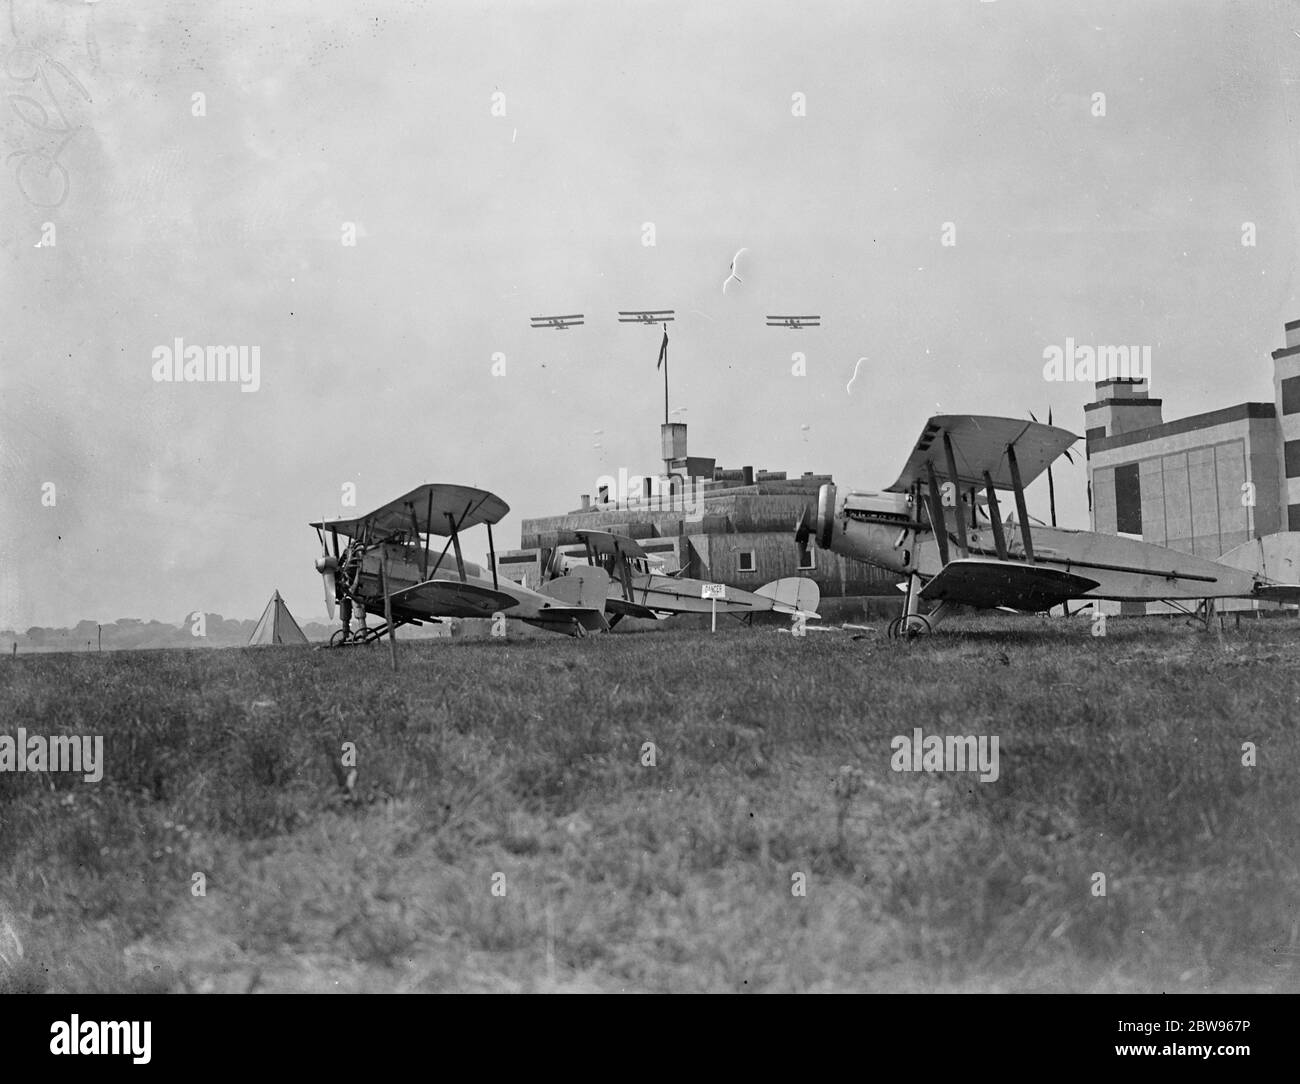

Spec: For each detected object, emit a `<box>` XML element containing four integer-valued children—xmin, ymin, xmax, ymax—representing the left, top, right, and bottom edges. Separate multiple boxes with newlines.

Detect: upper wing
<box><xmin>919</xmin><ymin>557</ymin><xmax>1099</xmax><ymax>610</ymax></box>
<box><xmin>575</xmin><ymin>529</ymin><xmax>649</xmax><ymax>561</ymax></box>
<box><xmin>390</xmin><ymin>578</ymin><xmax>519</xmax><ymax>618</ymax></box>
<box><xmin>311</xmin><ymin>484</ymin><xmax>510</xmax><ymax>539</ymax></box>
<box><xmin>885</xmin><ymin>415</ymin><xmax>1079</xmax><ymax>496</ymax></box>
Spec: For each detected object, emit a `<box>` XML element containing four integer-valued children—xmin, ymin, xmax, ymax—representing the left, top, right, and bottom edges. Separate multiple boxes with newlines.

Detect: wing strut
<box><xmin>924</xmin><ymin>460</ymin><xmax>950</xmax><ymax>566</ymax></box>
<box><xmin>1006</xmin><ymin>443</ymin><xmax>1035</xmax><ymax>560</ymax></box>
<box><xmin>446</xmin><ymin>512</ymin><xmax>468</xmax><ymax>583</ymax></box>
<box><xmin>423</xmin><ymin>490</ymin><xmax>435</xmax><ymax>578</ymax></box>
<box><xmin>942</xmin><ymin>433</ymin><xmax>969</xmax><ymax>558</ymax></box>
<box><xmin>983</xmin><ymin>470</ymin><xmax>1009</xmax><ymax>561</ymax></box>
<box><xmin>408</xmin><ymin>505</ymin><xmax>427</xmax><ymax>580</ymax></box>
<box><xmin>618</xmin><ymin>552</ymin><xmax>635</xmax><ymax>602</ymax></box>
<box><xmin>486</xmin><ymin>522</ymin><xmax>498</xmax><ymax>590</ymax></box>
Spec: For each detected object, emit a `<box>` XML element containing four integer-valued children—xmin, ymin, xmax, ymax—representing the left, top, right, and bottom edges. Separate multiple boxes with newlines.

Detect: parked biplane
<box><xmin>796</xmin><ymin>414</ymin><xmax>1300</xmax><ymax>637</ymax></box>
<box><xmin>548</xmin><ymin>529</ymin><xmax>821</xmax><ymax>626</ymax></box>
<box><xmin>312</xmin><ymin>484</ymin><xmax>609</xmax><ymax>644</ymax></box>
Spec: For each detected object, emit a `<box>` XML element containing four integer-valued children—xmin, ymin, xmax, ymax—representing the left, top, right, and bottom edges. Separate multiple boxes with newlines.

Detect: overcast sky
<box><xmin>3</xmin><ymin>0</ymin><xmax>1299</xmax><ymax>629</ymax></box>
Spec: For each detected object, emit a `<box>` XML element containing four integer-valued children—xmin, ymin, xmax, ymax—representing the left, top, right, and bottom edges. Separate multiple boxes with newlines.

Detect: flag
<box><xmin>657</xmin><ymin>328</ymin><xmax>668</xmax><ymax>370</ymax></box>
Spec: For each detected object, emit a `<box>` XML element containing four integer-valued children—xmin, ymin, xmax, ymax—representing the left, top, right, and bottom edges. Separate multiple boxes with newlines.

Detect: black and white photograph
<box><xmin>0</xmin><ymin>0</ymin><xmax>1296</xmax><ymax>1051</ymax></box>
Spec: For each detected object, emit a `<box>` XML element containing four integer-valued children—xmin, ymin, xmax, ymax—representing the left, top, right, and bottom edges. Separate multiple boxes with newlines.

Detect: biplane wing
<box><xmin>1253</xmin><ymin>584</ymin><xmax>1300</xmax><ymax>604</ymax></box>
<box><xmin>885</xmin><ymin>415</ymin><xmax>1079</xmax><ymax>495</ymax></box>
<box><xmin>310</xmin><ymin>484</ymin><xmax>510</xmax><ymax>540</ymax></box>
<box><xmin>919</xmin><ymin>558</ymin><xmax>1099</xmax><ymax>611</ymax></box>
<box><xmin>390</xmin><ymin>579</ymin><xmax>519</xmax><ymax>618</ymax></box>
<box><xmin>575</xmin><ymin>529</ymin><xmax>649</xmax><ymax>560</ymax></box>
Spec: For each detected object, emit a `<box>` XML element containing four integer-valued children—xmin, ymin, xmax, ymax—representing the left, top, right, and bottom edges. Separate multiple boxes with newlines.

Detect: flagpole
<box><xmin>662</xmin><ymin>322</ymin><xmax>669</xmax><ymax>426</ymax></box>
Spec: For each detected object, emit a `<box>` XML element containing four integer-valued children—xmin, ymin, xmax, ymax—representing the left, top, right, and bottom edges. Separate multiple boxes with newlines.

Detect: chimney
<box><xmin>580</xmin><ymin>494</ymin><xmax>590</xmax><ymax>512</ymax></box>
<box><xmin>742</xmin><ymin>465</ymin><xmax>754</xmax><ymax>485</ymax></box>
<box><xmin>1084</xmin><ymin>376</ymin><xmax>1163</xmax><ymax>454</ymax></box>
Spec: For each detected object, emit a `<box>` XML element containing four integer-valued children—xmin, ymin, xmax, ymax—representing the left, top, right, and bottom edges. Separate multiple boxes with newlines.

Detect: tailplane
<box><xmin>755</xmin><ymin>577</ymin><xmax>821</xmax><ymax>617</ymax></box>
<box><xmin>539</xmin><ymin>565</ymin><xmax>610</xmax><ymax>610</ymax></box>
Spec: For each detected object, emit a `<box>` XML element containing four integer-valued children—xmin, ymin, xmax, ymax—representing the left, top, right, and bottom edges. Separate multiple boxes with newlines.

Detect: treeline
<box><xmin>3</xmin><ymin>616</ymin><xmax>321</xmax><ymax>652</ymax></box>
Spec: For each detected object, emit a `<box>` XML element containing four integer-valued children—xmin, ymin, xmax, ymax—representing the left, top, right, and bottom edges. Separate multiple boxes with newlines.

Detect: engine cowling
<box><xmin>815</xmin><ymin>483</ymin><xmax>837</xmax><ymax>549</ymax></box>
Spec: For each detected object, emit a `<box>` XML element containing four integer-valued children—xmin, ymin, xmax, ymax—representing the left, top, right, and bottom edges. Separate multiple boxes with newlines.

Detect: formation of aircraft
<box><xmin>796</xmin><ymin>413</ymin><xmax>1300</xmax><ymax>637</ymax></box>
<box><xmin>311</xmin><ymin>484</ymin><xmax>609</xmax><ymax>644</ymax></box>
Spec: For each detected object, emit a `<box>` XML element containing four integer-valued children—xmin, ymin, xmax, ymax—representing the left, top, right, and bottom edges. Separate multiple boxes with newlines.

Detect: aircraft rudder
<box><xmin>755</xmin><ymin>576</ymin><xmax>822</xmax><ymax>616</ymax></box>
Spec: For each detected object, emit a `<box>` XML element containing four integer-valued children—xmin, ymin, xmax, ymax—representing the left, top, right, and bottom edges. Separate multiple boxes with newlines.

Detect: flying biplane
<box><xmin>796</xmin><ymin>414</ymin><xmax>1300</xmax><ymax>638</ymax></box>
<box><xmin>530</xmin><ymin>314</ymin><xmax>585</xmax><ymax>330</ymax></box>
<box><xmin>311</xmin><ymin>484</ymin><xmax>609</xmax><ymax>644</ymax></box>
<box><xmin>766</xmin><ymin>315</ymin><xmax>821</xmax><ymax>330</ymax></box>
<box><xmin>617</xmin><ymin>310</ymin><xmax>675</xmax><ymax>325</ymax></box>
<box><xmin>548</xmin><ymin>529</ymin><xmax>821</xmax><ymax>626</ymax></box>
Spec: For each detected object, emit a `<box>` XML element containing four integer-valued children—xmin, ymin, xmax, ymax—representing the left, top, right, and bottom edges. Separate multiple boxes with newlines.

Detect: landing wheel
<box><xmin>888</xmin><ymin>614</ymin><xmax>932</xmax><ymax>640</ymax></box>
<box><xmin>329</xmin><ymin>628</ymin><xmax>351</xmax><ymax>648</ymax></box>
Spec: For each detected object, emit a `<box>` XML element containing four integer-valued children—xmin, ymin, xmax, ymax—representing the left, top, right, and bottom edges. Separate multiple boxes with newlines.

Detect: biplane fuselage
<box><xmin>567</xmin><ymin>530</ymin><xmax>820</xmax><ymax>621</ymax></box>
<box><xmin>830</xmin><ymin>501</ymin><xmax>1261</xmax><ymax>602</ymax></box>
<box><xmin>602</xmin><ymin>570</ymin><xmax>806</xmax><ymax>620</ymax></box>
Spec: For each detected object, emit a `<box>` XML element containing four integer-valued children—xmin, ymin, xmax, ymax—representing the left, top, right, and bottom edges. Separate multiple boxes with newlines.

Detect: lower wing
<box><xmin>390</xmin><ymin>579</ymin><xmax>519</xmax><ymax>619</ymax></box>
<box><xmin>919</xmin><ymin>558</ymin><xmax>1099</xmax><ymax>611</ymax></box>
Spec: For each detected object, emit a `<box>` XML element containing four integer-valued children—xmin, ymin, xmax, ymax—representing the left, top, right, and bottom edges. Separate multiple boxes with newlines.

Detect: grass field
<box><xmin>1</xmin><ymin>615</ymin><xmax>1298</xmax><ymax>993</ymax></box>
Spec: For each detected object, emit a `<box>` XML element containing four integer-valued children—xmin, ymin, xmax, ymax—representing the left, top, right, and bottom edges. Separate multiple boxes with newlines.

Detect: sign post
<box><xmin>701</xmin><ymin>583</ymin><xmax>726</xmax><ymax>632</ymax></box>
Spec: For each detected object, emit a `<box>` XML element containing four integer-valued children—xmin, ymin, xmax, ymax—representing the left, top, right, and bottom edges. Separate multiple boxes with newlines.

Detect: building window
<box><xmin>1290</xmin><ymin>505</ymin><xmax>1300</xmax><ymax>532</ymax></box>
<box><xmin>1287</xmin><ymin>440</ymin><xmax>1300</xmax><ymax>479</ymax></box>
<box><xmin>1284</xmin><ymin>376</ymin><xmax>1300</xmax><ymax>415</ymax></box>
<box><xmin>797</xmin><ymin>548</ymin><xmax>815</xmax><ymax>571</ymax></box>
<box><xmin>1115</xmin><ymin>462</ymin><xmax>1142</xmax><ymax>535</ymax></box>
<box><xmin>737</xmin><ymin>551</ymin><xmax>756</xmax><ymax>573</ymax></box>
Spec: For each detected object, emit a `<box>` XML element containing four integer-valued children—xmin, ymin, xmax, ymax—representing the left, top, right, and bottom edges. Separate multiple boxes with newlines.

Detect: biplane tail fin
<box><xmin>1216</xmin><ymin>532</ymin><xmax>1300</xmax><ymax>592</ymax></box>
<box><xmin>538</xmin><ymin>565</ymin><xmax>610</xmax><ymax>610</ymax></box>
<box><xmin>528</xmin><ymin>566</ymin><xmax>611</xmax><ymax>635</ymax></box>
<box><xmin>755</xmin><ymin>577</ymin><xmax>821</xmax><ymax>618</ymax></box>
<box><xmin>1219</xmin><ymin>533</ymin><xmax>1300</xmax><ymax>603</ymax></box>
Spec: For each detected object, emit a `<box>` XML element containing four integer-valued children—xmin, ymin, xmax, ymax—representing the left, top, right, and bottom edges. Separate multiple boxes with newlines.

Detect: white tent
<box><xmin>248</xmin><ymin>590</ymin><xmax>309</xmax><ymax>645</ymax></box>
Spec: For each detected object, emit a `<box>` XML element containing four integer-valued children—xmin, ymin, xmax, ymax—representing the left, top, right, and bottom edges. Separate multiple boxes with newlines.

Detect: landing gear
<box><xmin>888</xmin><ymin>572</ymin><xmax>933</xmax><ymax>640</ymax></box>
<box><xmin>887</xmin><ymin>613</ymin><xmax>932</xmax><ymax>640</ymax></box>
<box><xmin>329</xmin><ymin>627</ymin><xmax>379</xmax><ymax>647</ymax></box>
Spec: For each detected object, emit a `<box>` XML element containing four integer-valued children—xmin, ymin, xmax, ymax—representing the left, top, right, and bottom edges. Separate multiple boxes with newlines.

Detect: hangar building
<box><xmin>495</xmin><ymin>423</ymin><xmax>897</xmax><ymax>614</ymax></box>
<box><xmin>1086</xmin><ymin>318</ymin><xmax>1300</xmax><ymax>612</ymax></box>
